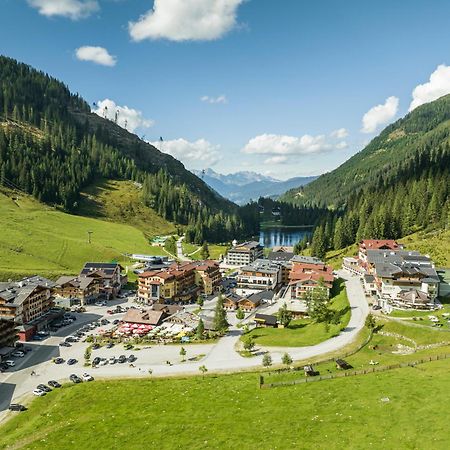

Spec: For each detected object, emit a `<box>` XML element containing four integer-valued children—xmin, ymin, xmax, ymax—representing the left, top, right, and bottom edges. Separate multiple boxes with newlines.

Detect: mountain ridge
<box><xmin>193</xmin><ymin>168</ymin><xmax>317</xmax><ymax>205</ymax></box>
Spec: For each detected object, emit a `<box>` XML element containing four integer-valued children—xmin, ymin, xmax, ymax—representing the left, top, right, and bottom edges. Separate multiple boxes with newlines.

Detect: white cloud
<box><xmin>148</xmin><ymin>138</ymin><xmax>221</xmax><ymax>169</ymax></box>
<box><xmin>129</xmin><ymin>0</ymin><xmax>244</xmax><ymax>42</ymax></box>
<box><xmin>242</xmin><ymin>133</ymin><xmax>335</xmax><ymax>156</ymax></box>
<box><xmin>409</xmin><ymin>64</ymin><xmax>450</xmax><ymax>111</ymax></box>
<box><xmin>264</xmin><ymin>156</ymin><xmax>288</xmax><ymax>165</ymax></box>
<box><xmin>330</xmin><ymin>128</ymin><xmax>348</xmax><ymax>139</ymax></box>
<box><xmin>335</xmin><ymin>141</ymin><xmax>348</xmax><ymax>149</ymax></box>
<box><xmin>201</xmin><ymin>95</ymin><xmax>228</xmax><ymax>104</ymax></box>
<box><xmin>27</xmin><ymin>0</ymin><xmax>99</xmax><ymax>20</ymax></box>
<box><xmin>361</xmin><ymin>96</ymin><xmax>399</xmax><ymax>134</ymax></box>
<box><xmin>93</xmin><ymin>99</ymin><xmax>154</xmax><ymax>133</ymax></box>
<box><xmin>75</xmin><ymin>46</ymin><xmax>117</xmax><ymax>66</ymax></box>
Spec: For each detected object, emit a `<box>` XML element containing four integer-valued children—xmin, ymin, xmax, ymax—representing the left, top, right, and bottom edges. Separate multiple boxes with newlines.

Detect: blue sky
<box><xmin>1</xmin><ymin>0</ymin><xmax>450</xmax><ymax>179</ymax></box>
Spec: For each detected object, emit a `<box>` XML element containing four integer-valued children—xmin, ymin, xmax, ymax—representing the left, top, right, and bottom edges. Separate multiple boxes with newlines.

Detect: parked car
<box><xmin>32</xmin><ymin>335</ymin><xmax>44</xmax><ymax>341</ymax></box>
<box><xmin>99</xmin><ymin>359</ymin><xmax>108</xmax><ymax>366</ymax></box>
<box><xmin>37</xmin><ymin>384</ymin><xmax>52</xmax><ymax>393</ymax></box>
<box><xmin>92</xmin><ymin>344</ymin><xmax>100</xmax><ymax>350</ymax></box>
<box><xmin>54</xmin><ymin>358</ymin><xmax>65</xmax><ymax>364</ymax></box>
<box><xmin>112</xmin><ymin>320</ymin><xmax>120</xmax><ymax>325</ymax></box>
<box><xmin>5</xmin><ymin>360</ymin><xmax>15</xmax><ymax>367</ymax></box>
<box><xmin>106</xmin><ymin>342</ymin><xmax>114</xmax><ymax>348</ymax></box>
<box><xmin>32</xmin><ymin>388</ymin><xmax>46</xmax><ymax>396</ymax></box>
<box><xmin>82</xmin><ymin>373</ymin><xmax>94</xmax><ymax>381</ymax></box>
<box><xmin>0</xmin><ymin>363</ymin><xmax>10</xmax><ymax>372</ymax></box>
<box><xmin>69</xmin><ymin>374</ymin><xmax>82</xmax><ymax>383</ymax></box>
<box><xmin>48</xmin><ymin>380</ymin><xmax>62</xmax><ymax>388</ymax></box>
<box><xmin>118</xmin><ymin>355</ymin><xmax>126</xmax><ymax>364</ymax></box>
<box><xmin>92</xmin><ymin>357</ymin><xmax>101</xmax><ymax>366</ymax></box>
<box><xmin>11</xmin><ymin>351</ymin><xmax>25</xmax><ymax>358</ymax></box>
<box><xmin>109</xmin><ymin>356</ymin><xmax>117</xmax><ymax>364</ymax></box>
<box><xmin>128</xmin><ymin>355</ymin><xmax>137</xmax><ymax>363</ymax></box>
<box><xmin>67</xmin><ymin>358</ymin><xmax>77</xmax><ymax>365</ymax></box>
<box><xmin>9</xmin><ymin>404</ymin><xmax>27</xmax><ymax>411</ymax></box>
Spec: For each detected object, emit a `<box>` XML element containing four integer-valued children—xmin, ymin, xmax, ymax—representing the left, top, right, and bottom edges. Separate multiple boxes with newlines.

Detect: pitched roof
<box><xmin>267</xmin><ymin>251</ymin><xmax>295</xmax><ymax>262</ymax></box>
<box><xmin>224</xmin><ymin>292</ymin><xmax>242</xmax><ymax>303</ymax></box>
<box><xmin>360</xmin><ymin>240</ymin><xmax>400</xmax><ymax>250</ymax></box>
<box><xmin>122</xmin><ymin>308</ymin><xmax>165</xmax><ymax>326</ymax></box>
<box><xmin>55</xmin><ymin>276</ymin><xmax>96</xmax><ymax>290</ymax></box>
<box><xmin>291</xmin><ymin>255</ymin><xmax>324</xmax><ymax>265</ymax></box>
<box><xmin>255</xmin><ymin>313</ymin><xmax>277</xmax><ymax>325</ymax></box>
<box><xmin>151</xmin><ymin>304</ymin><xmax>183</xmax><ymax>315</ymax></box>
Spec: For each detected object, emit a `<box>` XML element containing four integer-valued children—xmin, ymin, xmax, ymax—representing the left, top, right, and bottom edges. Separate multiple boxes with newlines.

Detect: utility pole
<box><xmin>87</xmin><ymin>231</ymin><xmax>93</xmax><ymax>244</ymax></box>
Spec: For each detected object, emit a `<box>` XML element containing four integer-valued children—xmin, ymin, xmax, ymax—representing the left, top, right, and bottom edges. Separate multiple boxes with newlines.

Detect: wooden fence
<box><xmin>260</xmin><ymin>353</ymin><xmax>450</xmax><ymax>389</ymax></box>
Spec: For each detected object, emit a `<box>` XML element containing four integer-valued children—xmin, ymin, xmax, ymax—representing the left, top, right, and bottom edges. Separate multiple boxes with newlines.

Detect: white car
<box><xmin>5</xmin><ymin>360</ymin><xmax>15</xmax><ymax>367</ymax></box>
<box><xmin>99</xmin><ymin>359</ymin><xmax>108</xmax><ymax>366</ymax></box>
<box><xmin>109</xmin><ymin>356</ymin><xmax>117</xmax><ymax>364</ymax></box>
<box><xmin>33</xmin><ymin>389</ymin><xmax>46</xmax><ymax>396</ymax></box>
<box><xmin>11</xmin><ymin>351</ymin><xmax>25</xmax><ymax>358</ymax></box>
<box><xmin>82</xmin><ymin>373</ymin><xmax>94</xmax><ymax>381</ymax></box>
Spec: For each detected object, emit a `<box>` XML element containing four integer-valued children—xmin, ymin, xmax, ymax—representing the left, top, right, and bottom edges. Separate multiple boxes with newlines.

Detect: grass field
<box><xmin>182</xmin><ymin>242</ymin><xmax>228</xmax><ymax>261</ymax></box>
<box><xmin>264</xmin><ymin>315</ymin><xmax>450</xmax><ymax>384</ymax></box>
<box><xmin>1</xmin><ymin>358</ymin><xmax>450</xmax><ymax>449</ymax></box>
<box><xmin>243</xmin><ymin>280</ymin><xmax>350</xmax><ymax>347</ymax></box>
<box><xmin>399</xmin><ymin>229</ymin><xmax>450</xmax><ymax>267</ymax></box>
<box><xmin>78</xmin><ymin>179</ymin><xmax>176</xmax><ymax>238</ymax></box>
<box><xmin>0</xmin><ymin>188</ymin><xmax>159</xmax><ymax>280</ymax></box>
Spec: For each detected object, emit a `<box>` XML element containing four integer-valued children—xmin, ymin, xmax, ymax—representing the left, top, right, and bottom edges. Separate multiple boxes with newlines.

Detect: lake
<box><xmin>259</xmin><ymin>226</ymin><xmax>312</xmax><ymax>249</ymax></box>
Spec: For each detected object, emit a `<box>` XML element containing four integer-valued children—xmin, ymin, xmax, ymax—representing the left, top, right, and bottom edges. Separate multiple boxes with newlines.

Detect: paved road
<box><xmin>176</xmin><ymin>236</ymin><xmax>191</xmax><ymax>261</ymax></box>
<box><xmin>0</xmin><ymin>271</ymin><xmax>368</xmax><ymax>418</ymax></box>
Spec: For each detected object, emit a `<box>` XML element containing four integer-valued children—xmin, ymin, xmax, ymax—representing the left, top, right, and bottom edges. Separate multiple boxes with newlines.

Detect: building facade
<box><xmin>226</xmin><ymin>241</ymin><xmax>264</xmax><ymax>266</ymax></box>
<box><xmin>236</xmin><ymin>259</ymin><xmax>281</xmax><ymax>295</ymax></box>
<box><xmin>0</xmin><ymin>276</ymin><xmax>55</xmax><ymax>326</ymax></box>
<box><xmin>79</xmin><ymin>263</ymin><xmax>126</xmax><ymax>299</ymax></box>
<box><xmin>54</xmin><ymin>276</ymin><xmax>99</xmax><ymax>306</ymax></box>
<box><xmin>138</xmin><ymin>260</ymin><xmax>221</xmax><ymax>304</ymax></box>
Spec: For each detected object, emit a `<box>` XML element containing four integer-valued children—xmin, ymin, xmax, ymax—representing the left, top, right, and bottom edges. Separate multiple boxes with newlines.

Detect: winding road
<box><xmin>0</xmin><ymin>271</ymin><xmax>368</xmax><ymax>418</ymax></box>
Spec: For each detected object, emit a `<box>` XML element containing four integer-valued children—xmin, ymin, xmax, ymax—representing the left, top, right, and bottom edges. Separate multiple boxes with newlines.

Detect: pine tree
<box><xmin>214</xmin><ymin>295</ymin><xmax>228</xmax><ymax>332</ymax></box>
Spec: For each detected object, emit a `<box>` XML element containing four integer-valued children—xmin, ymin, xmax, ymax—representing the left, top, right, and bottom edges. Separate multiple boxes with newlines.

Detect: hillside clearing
<box><xmin>0</xmin><ymin>189</ymin><xmax>157</xmax><ymax>280</ymax></box>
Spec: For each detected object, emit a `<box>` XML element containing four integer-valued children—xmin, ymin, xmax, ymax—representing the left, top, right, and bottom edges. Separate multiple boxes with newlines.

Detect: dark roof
<box><xmin>363</xmin><ymin>274</ymin><xmax>375</xmax><ymax>282</ymax></box>
<box><xmin>291</xmin><ymin>255</ymin><xmax>324</xmax><ymax>265</ymax></box>
<box><xmin>247</xmin><ymin>290</ymin><xmax>274</xmax><ymax>303</ymax></box>
<box><xmin>151</xmin><ymin>304</ymin><xmax>183</xmax><ymax>315</ymax></box>
<box><xmin>82</xmin><ymin>262</ymin><xmax>120</xmax><ymax>269</ymax></box>
<box><xmin>267</xmin><ymin>251</ymin><xmax>295</xmax><ymax>262</ymax></box>
<box><xmin>224</xmin><ymin>292</ymin><xmax>242</xmax><ymax>303</ymax></box>
<box><xmin>254</xmin><ymin>313</ymin><xmax>277</xmax><ymax>325</ymax></box>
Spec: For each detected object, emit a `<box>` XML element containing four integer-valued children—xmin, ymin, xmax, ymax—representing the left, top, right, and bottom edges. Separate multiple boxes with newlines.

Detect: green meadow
<box><xmin>0</xmin><ymin>188</ymin><xmax>164</xmax><ymax>280</ymax></box>
<box><xmin>1</xmin><ymin>358</ymin><xmax>450</xmax><ymax>449</ymax></box>
<box><xmin>243</xmin><ymin>279</ymin><xmax>350</xmax><ymax>347</ymax></box>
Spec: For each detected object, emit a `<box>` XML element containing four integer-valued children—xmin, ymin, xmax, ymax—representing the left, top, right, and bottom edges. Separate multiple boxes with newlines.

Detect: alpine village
<box><xmin>0</xmin><ymin>2</ymin><xmax>450</xmax><ymax>449</ymax></box>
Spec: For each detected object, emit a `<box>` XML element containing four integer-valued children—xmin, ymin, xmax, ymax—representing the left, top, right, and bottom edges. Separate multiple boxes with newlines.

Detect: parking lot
<box><xmin>0</xmin><ymin>295</ymin><xmax>217</xmax><ymax>416</ymax></box>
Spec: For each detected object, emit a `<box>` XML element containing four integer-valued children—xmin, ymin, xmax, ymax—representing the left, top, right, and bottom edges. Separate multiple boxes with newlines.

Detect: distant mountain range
<box><xmin>192</xmin><ymin>168</ymin><xmax>318</xmax><ymax>205</ymax></box>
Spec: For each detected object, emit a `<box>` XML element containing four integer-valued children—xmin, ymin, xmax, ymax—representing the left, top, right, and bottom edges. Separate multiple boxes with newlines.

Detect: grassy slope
<box><xmin>0</xmin><ymin>189</ymin><xmax>161</xmax><ymax>280</ymax></box>
<box><xmin>77</xmin><ymin>179</ymin><xmax>176</xmax><ymax>238</ymax></box>
<box><xmin>399</xmin><ymin>229</ymin><xmax>450</xmax><ymax>267</ymax></box>
<box><xmin>244</xmin><ymin>280</ymin><xmax>350</xmax><ymax>347</ymax></box>
<box><xmin>182</xmin><ymin>242</ymin><xmax>228</xmax><ymax>261</ymax></box>
<box><xmin>1</xmin><ymin>359</ymin><xmax>450</xmax><ymax>449</ymax></box>
<box><xmin>321</xmin><ymin>229</ymin><xmax>450</xmax><ymax>270</ymax></box>
<box><xmin>266</xmin><ymin>316</ymin><xmax>450</xmax><ymax>384</ymax></box>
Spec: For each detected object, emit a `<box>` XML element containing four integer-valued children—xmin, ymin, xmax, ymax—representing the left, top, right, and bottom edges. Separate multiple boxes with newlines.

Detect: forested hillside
<box><xmin>283</xmin><ymin>95</ymin><xmax>450</xmax><ymax>259</ymax></box>
<box><xmin>283</xmin><ymin>94</ymin><xmax>450</xmax><ymax>209</ymax></box>
<box><xmin>0</xmin><ymin>56</ymin><xmax>259</xmax><ymax>244</ymax></box>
